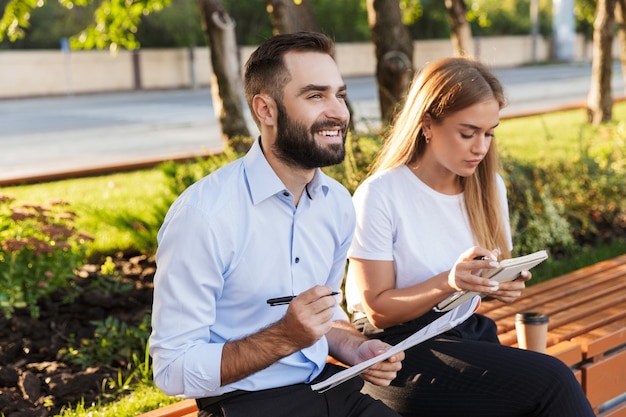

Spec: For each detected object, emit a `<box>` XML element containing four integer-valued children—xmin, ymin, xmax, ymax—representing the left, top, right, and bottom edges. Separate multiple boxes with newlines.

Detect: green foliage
<box><xmin>0</xmin><ymin>195</ymin><xmax>92</xmax><ymax>318</ymax></box>
<box><xmin>62</xmin><ymin>313</ymin><xmax>152</xmax><ymax>371</ymax></box>
<box><xmin>66</xmin><ymin>0</ymin><xmax>172</xmax><ymax>51</ymax></box>
<box><xmin>134</xmin><ymin>0</ymin><xmax>204</xmax><ymax>47</ymax></box>
<box><xmin>0</xmin><ymin>0</ymin><xmax>42</xmax><ymax>42</ymax></box>
<box><xmin>504</xmin><ymin>161</ymin><xmax>576</xmax><ymax>257</ymax></box>
<box><xmin>159</xmin><ymin>145</ymin><xmax>244</xmax><ymax>196</ymax></box>
<box><xmin>322</xmin><ymin>133</ymin><xmax>382</xmax><ymax>194</ymax></box>
<box><xmin>0</xmin><ymin>0</ymin><xmax>592</xmax><ymax>50</ymax></box>
<box><xmin>310</xmin><ymin>0</ymin><xmax>370</xmax><ymax>42</ymax></box>
<box><xmin>467</xmin><ymin>0</ymin><xmax>553</xmax><ymax>37</ymax></box>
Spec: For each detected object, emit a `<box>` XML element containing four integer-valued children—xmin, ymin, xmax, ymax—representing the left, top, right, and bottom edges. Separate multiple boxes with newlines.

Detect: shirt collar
<box><xmin>243</xmin><ymin>137</ymin><xmax>330</xmax><ymax>205</ymax></box>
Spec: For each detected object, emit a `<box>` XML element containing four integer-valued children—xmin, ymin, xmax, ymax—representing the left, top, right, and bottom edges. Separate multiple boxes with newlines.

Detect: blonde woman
<box><xmin>345</xmin><ymin>57</ymin><xmax>594</xmax><ymax>416</ymax></box>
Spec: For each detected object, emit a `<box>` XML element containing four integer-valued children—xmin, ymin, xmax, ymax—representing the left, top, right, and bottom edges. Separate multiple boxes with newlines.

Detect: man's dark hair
<box><xmin>243</xmin><ymin>32</ymin><xmax>334</xmax><ymax>125</ymax></box>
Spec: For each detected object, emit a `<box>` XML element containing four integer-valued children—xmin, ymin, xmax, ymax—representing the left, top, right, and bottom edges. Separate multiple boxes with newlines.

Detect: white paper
<box><xmin>311</xmin><ymin>296</ymin><xmax>481</xmax><ymax>392</ymax></box>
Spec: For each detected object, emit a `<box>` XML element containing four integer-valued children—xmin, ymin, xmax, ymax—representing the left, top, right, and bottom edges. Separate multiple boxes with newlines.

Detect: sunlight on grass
<box><xmin>498</xmin><ymin>108</ymin><xmax>597</xmax><ymax>162</ymax></box>
<box><xmin>0</xmin><ymin>169</ymin><xmax>170</xmax><ymax>257</ymax></box>
<box><xmin>55</xmin><ymin>384</ymin><xmax>180</xmax><ymax>417</ymax></box>
<box><xmin>498</xmin><ymin>101</ymin><xmax>626</xmax><ymax>163</ymax></box>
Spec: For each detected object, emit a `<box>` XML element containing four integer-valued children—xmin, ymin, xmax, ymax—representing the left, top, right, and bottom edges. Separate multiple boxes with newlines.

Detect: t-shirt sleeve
<box><xmin>348</xmin><ymin>179</ymin><xmax>395</xmax><ymax>261</ymax></box>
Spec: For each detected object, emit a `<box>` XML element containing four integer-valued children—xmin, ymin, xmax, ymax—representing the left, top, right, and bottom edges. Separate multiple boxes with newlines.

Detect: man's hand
<box><xmin>221</xmin><ymin>286</ymin><xmax>336</xmax><ymax>386</ymax></box>
<box><xmin>354</xmin><ymin>339</ymin><xmax>404</xmax><ymax>386</ymax></box>
<box><xmin>279</xmin><ymin>285</ymin><xmax>337</xmax><ymax>350</ymax></box>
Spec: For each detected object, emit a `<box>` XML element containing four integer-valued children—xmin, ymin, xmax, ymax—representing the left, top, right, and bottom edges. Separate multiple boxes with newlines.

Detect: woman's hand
<box><xmin>490</xmin><ymin>270</ymin><xmax>531</xmax><ymax>303</ymax></box>
<box><xmin>447</xmin><ymin>246</ymin><xmax>501</xmax><ymax>293</ymax></box>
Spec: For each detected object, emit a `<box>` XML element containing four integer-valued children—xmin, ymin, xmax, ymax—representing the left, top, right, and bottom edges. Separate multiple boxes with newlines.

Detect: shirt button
<box><xmin>283</xmin><ymin>191</ymin><xmax>290</xmax><ymax>197</ymax></box>
<box><xmin>295</xmin><ymin>257</ymin><xmax>300</xmax><ymax>263</ymax></box>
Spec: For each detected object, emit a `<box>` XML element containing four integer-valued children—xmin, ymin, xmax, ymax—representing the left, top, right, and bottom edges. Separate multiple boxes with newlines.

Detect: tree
<box><xmin>586</xmin><ymin>0</ymin><xmax>615</xmax><ymax>124</ymax></box>
<box><xmin>196</xmin><ymin>0</ymin><xmax>251</xmax><ymax>151</ymax></box>
<box><xmin>264</xmin><ymin>0</ymin><xmax>319</xmax><ymax>34</ymax></box>
<box><xmin>444</xmin><ymin>0</ymin><xmax>473</xmax><ymax>57</ymax></box>
<box><xmin>366</xmin><ymin>0</ymin><xmax>414</xmax><ymax>125</ymax></box>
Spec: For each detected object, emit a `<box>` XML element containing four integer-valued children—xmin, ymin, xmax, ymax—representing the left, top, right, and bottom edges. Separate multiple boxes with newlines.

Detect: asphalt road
<box><xmin>1</xmin><ymin>61</ymin><xmax>624</xmax><ymax>185</ymax></box>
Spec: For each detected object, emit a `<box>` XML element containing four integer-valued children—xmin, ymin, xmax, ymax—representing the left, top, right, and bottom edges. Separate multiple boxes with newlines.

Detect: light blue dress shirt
<box><xmin>149</xmin><ymin>138</ymin><xmax>355</xmax><ymax>398</ymax></box>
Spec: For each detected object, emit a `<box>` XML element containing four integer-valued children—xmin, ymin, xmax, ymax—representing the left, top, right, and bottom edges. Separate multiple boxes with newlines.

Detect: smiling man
<box><xmin>149</xmin><ymin>32</ymin><xmax>404</xmax><ymax>417</ymax></box>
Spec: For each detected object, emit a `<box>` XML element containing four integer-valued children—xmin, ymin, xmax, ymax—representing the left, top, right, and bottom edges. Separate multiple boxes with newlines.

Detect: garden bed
<box><xmin>0</xmin><ymin>251</ymin><xmax>155</xmax><ymax>417</ymax></box>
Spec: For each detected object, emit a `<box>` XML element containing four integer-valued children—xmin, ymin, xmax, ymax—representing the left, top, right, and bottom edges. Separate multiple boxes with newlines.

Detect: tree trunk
<box><xmin>444</xmin><ymin>0</ymin><xmax>474</xmax><ymax>57</ymax></box>
<box><xmin>197</xmin><ymin>0</ymin><xmax>251</xmax><ymax>152</ymax></box>
<box><xmin>264</xmin><ymin>0</ymin><xmax>320</xmax><ymax>34</ymax></box>
<box><xmin>586</xmin><ymin>0</ymin><xmax>615</xmax><ymax>124</ymax></box>
<box><xmin>615</xmin><ymin>0</ymin><xmax>626</xmax><ymax>96</ymax></box>
<box><xmin>366</xmin><ymin>0</ymin><xmax>414</xmax><ymax>126</ymax></box>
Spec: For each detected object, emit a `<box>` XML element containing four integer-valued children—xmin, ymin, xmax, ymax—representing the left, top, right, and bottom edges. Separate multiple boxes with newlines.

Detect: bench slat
<box><xmin>136</xmin><ymin>399</ymin><xmax>197</xmax><ymax>417</ymax></box>
<box><xmin>479</xmin><ymin>254</ymin><xmax>626</xmax><ymax>317</ymax></box>
<box><xmin>494</xmin><ymin>299</ymin><xmax>626</xmax><ymax>348</ymax></box>
<box><xmin>583</xmin><ymin>349</ymin><xmax>626</xmax><ymax>409</ymax></box>
<box><xmin>572</xmin><ymin>318</ymin><xmax>626</xmax><ymax>359</ymax></box>
<box><xmin>545</xmin><ymin>340</ymin><xmax>583</xmax><ymax>366</ymax></box>
<box><xmin>480</xmin><ymin>266</ymin><xmax>626</xmax><ymax>327</ymax></box>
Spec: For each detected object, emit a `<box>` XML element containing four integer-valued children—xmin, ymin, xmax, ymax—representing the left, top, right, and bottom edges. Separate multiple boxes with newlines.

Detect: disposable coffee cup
<box><xmin>515</xmin><ymin>312</ymin><xmax>549</xmax><ymax>353</ymax></box>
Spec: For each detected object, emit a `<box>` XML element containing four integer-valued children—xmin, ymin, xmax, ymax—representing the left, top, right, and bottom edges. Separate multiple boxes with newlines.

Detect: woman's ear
<box><xmin>421</xmin><ymin>112</ymin><xmax>433</xmax><ymax>138</ymax></box>
<box><xmin>252</xmin><ymin>94</ymin><xmax>277</xmax><ymax>127</ymax></box>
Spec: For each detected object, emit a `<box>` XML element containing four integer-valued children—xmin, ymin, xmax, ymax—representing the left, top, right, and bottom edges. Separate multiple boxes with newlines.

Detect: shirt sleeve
<box><xmin>149</xmin><ymin>202</ymin><xmax>226</xmax><ymax>397</ymax></box>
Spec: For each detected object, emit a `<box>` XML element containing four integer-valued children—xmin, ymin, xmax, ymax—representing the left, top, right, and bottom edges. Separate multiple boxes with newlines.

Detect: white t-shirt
<box><xmin>346</xmin><ymin>165</ymin><xmax>512</xmax><ymax>315</ymax></box>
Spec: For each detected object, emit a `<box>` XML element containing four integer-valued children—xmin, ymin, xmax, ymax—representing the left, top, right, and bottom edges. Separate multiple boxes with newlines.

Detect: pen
<box><xmin>267</xmin><ymin>292</ymin><xmax>340</xmax><ymax>306</ymax></box>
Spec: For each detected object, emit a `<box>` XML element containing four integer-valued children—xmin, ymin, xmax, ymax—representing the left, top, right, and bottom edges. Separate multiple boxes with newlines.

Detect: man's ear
<box><xmin>252</xmin><ymin>94</ymin><xmax>277</xmax><ymax>127</ymax></box>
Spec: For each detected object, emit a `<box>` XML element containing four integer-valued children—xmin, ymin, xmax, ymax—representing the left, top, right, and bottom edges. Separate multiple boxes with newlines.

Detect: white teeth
<box><xmin>320</xmin><ymin>130</ymin><xmax>339</xmax><ymax>136</ymax></box>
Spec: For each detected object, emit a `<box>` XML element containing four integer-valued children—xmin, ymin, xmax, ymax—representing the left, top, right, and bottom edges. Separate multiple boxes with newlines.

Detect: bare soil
<box><xmin>0</xmin><ymin>251</ymin><xmax>156</xmax><ymax>417</ymax></box>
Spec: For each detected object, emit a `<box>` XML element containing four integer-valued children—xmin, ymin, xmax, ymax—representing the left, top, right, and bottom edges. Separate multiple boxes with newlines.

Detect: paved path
<box><xmin>1</xmin><ymin>62</ymin><xmax>623</xmax><ymax>185</ymax></box>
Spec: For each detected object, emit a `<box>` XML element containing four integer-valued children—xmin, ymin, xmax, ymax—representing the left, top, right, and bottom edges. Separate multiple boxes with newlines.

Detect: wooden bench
<box><xmin>478</xmin><ymin>253</ymin><xmax>626</xmax><ymax>417</ymax></box>
<box><xmin>136</xmin><ymin>399</ymin><xmax>198</xmax><ymax>417</ymax></box>
<box><xmin>140</xmin><ymin>254</ymin><xmax>626</xmax><ymax>417</ymax></box>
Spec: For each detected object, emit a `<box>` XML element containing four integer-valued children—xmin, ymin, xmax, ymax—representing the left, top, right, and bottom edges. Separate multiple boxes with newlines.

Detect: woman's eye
<box><xmin>461</xmin><ymin>133</ymin><xmax>473</xmax><ymax>139</ymax></box>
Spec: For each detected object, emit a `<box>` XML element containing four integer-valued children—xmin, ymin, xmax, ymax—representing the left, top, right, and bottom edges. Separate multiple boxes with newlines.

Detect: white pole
<box><xmin>552</xmin><ymin>0</ymin><xmax>576</xmax><ymax>61</ymax></box>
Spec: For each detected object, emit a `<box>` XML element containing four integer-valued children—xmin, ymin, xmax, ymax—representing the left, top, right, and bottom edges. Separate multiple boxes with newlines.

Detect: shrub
<box><xmin>62</xmin><ymin>313</ymin><xmax>152</xmax><ymax>370</ymax></box>
<box><xmin>0</xmin><ymin>194</ymin><xmax>93</xmax><ymax>318</ymax></box>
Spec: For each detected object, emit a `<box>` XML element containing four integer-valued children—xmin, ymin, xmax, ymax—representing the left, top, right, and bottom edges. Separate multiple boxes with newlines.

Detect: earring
<box><xmin>425</xmin><ymin>136</ymin><xmax>430</xmax><ymax>144</ymax></box>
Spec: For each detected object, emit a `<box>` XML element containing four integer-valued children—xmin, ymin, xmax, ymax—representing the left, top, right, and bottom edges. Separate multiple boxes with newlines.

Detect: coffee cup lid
<box><xmin>515</xmin><ymin>312</ymin><xmax>549</xmax><ymax>324</ymax></box>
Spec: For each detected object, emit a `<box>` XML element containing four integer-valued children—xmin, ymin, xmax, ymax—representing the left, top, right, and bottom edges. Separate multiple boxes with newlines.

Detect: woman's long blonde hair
<box><xmin>371</xmin><ymin>57</ymin><xmax>511</xmax><ymax>258</ymax></box>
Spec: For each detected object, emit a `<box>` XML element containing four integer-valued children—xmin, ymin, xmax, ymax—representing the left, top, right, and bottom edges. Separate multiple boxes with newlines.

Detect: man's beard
<box><xmin>273</xmin><ymin>101</ymin><xmax>347</xmax><ymax>169</ymax></box>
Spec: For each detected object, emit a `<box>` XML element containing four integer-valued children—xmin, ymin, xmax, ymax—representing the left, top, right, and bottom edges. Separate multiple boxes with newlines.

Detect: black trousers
<box><xmin>196</xmin><ymin>364</ymin><xmax>401</xmax><ymax>417</ymax></box>
<box><xmin>355</xmin><ymin>312</ymin><xmax>595</xmax><ymax>417</ymax></box>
